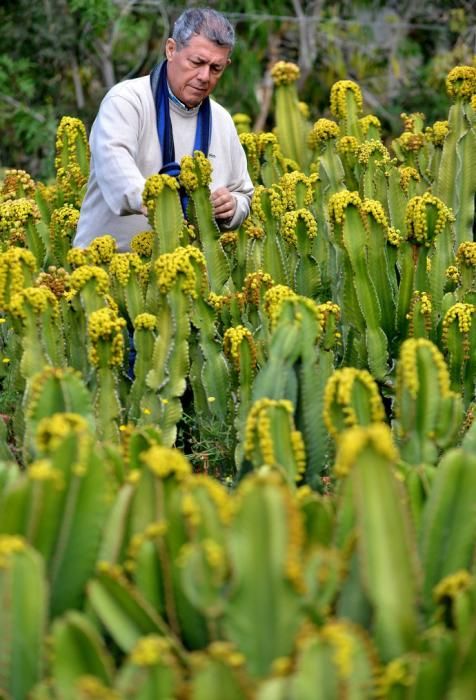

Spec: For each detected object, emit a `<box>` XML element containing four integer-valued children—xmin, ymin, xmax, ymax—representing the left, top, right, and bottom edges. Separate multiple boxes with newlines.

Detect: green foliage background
<box><xmin>0</xmin><ymin>0</ymin><xmax>475</xmax><ymax>178</ymax></box>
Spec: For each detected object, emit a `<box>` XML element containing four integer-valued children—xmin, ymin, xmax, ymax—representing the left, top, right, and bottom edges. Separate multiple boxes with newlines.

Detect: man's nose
<box><xmin>196</xmin><ymin>64</ymin><xmax>210</xmax><ymax>82</ymax></box>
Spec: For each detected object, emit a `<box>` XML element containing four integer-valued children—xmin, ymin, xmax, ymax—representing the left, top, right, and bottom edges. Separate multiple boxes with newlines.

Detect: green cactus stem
<box><xmin>334</xmin><ymin>423</ymin><xmax>420</xmax><ymax>661</ymax></box>
<box><xmin>0</xmin><ymin>535</ymin><xmax>47</xmax><ymax>700</ymax></box>
<box><xmin>270</xmin><ymin>61</ymin><xmax>310</xmax><ymax>170</ymax></box>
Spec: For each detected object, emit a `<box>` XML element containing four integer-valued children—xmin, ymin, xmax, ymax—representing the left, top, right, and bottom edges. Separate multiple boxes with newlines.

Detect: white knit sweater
<box><xmin>74</xmin><ymin>75</ymin><xmax>254</xmax><ymax>251</ymax></box>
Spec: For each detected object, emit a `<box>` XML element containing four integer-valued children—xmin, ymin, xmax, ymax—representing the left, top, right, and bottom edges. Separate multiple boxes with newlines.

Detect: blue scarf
<box><xmin>150</xmin><ymin>60</ymin><xmax>212</xmax><ymax>217</ymax></box>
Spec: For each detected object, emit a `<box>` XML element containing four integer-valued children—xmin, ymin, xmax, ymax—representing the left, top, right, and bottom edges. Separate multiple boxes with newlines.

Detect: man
<box><xmin>74</xmin><ymin>8</ymin><xmax>254</xmax><ymax>252</ymax></box>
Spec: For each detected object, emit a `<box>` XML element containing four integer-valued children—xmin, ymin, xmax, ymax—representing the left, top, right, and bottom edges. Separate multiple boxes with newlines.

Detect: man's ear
<box><xmin>165</xmin><ymin>38</ymin><xmax>176</xmax><ymax>60</ymax></box>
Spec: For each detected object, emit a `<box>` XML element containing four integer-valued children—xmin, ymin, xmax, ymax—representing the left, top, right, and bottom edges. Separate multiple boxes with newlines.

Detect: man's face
<box><xmin>165</xmin><ymin>34</ymin><xmax>231</xmax><ymax>108</ymax></box>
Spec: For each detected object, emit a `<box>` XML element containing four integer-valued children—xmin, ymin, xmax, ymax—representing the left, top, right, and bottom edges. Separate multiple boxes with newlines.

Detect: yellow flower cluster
<box><xmin>334</xmin><ymin>423</ymin><xmax>398</xmax><ymax>477</ymax></box>
<box><xmin>243</xmin><ymin>270</ymin><xmax>274</xmax><ymax>305</ymax></box>
<box><xmin>219</xmin><ymin>231</ymin><xmax>238</xmax><ymax>247</ymax></box>
<box><xmin>396</xmin><ymin>131</ymin><xmax>425</xmax><ymax>152</ymax></box>
<box><xmin>180</xmin><ymin>150</ymin><xmax>212</xmax><ymax>192</ymax></box>
<box><xmin>49</xmin><ymin>205</ymin><xmax>80</xmax><ymax>245</ymax></box>
<box><xmin>86</xmin><ymin>234</ymin><xmax>117</xmax><ymax>264</ymax></box>
<box><xmin>56</xmin><ymin>163</ymin><xmax>88</xmax><ymax>205</ymax></box>
<box><xmin>0</xmin><ymin>169</ymin><xmax>36</xmax><ymax>202</ymax></box>
<box><xmin>264</xmin><ymin>284</ymin><xmax>298</xmax><ymax>328</ymax></box>
<box><xmin>87</xmin><ymin>307</ymin><xmax>126</xmax><ymax>367</ymax></box>
<box><xmin>130</xmin><ymin>636</ymin><xmax>173</xmax><ymax>667</ymax></box>
<box><xmin>456</xmin><ymin>241</ymin><xmax>476</xmax><ymax>267</ymax></box>
<box><xmin>243</xmin><ymin>219</ymin><xmax>265</xmax><ymax>240</ymax></box>
<box><xmin>68</xmin><ymin>265</ymin><xmax>110</xmax><ymax>296</ymax></box>
<box><xmin>433</xmin><ymin>569</ymin><xmax>473</xmax><ymax>603</ymax></box>
<box><xmin>307</xmin><ymin>119</ymin><xmax>340</xmax><ymax>149</ymax></box>
<box><xmin>425</xmin><ymin>120</ymin><xmax>449</xmax><ymax>146</ymax></box>
<box><xmin>141</xmin><ymin>445</ymin><xmax>191</xmax><ymax>480</ymax></box>
<box><xmin>0</xmin><ymin>247</ymin><xmax>37</xmax><ymax>311</ymax></box>
<box><xmin>54</xmin><ymin>116</ymin><xmax>89</xmax><ymax>172</ymax></box>
<box><xmin>387</xmin><ymin>226</ymin><xmax>402</xmax><ymax>247</ymax></box>
<box><xmin>244</xmin><ymin>398</ymin><xmax>294</xmax><ymax>466</ymax></box>
<box><xmin>206</xmin><ymin>291</ymin><xmax>228</xmax><ymax>311</ymax></box>
<box><xmin>154</xmin><ymin>245</ymin><xmax>205</xmax><ymax>297</ymax></box>
<box><xmin>400</xmin><ymin>112</ymin><xmax>425</xmax><ymax>132</ymax></box>
<box><xmin>36</xmin><ymin>181</ymin><xmax>57</xmax><ymax>206</ymax></box>
<box><xmin>131</xmin><ymin>230</ymin><xmax>154</xmax><ymax>258</ymax></box>
<box><xmin>321</xmin><ymin>621</ymin><xmax>356</xmax><ymax>678</ymax></box>
<box><xmin>375</xmin><ymin>658</ymin><xmax>415</xmax><ymax>697</ymax></box>
<box><xmin>405</xmin><ymin>192</ymin><xmax>455</xmax><ymax>247</ymax></box>
<box><xmin>74</xmin><ymin>676</ymin><xmax>120</xmax><ymax>700</ymax></box>
<box><xmin>233</xmin><ymin>112</ymin><xmax>252</xmax><ymax>128</ymax></box>
<box><xmin>398</xmin><ymin>166</ymin><xmax>420</xmax><ymax>194</ymax></box>
<box><xmin>268</xmin><ymin>184</ymin><xmax>286</xmax><ymax>218</ymax></box>
<box><xmin>109</xmin><ymin>252</ymin><xmax>145</xmax><ymax>287</ymax></box>
<box><xmin>133</xmin><ymin>312</ymin><xmax>157</xmax><ymax>331</ymax></box>
<box><xmin>405</xmin><ymin>193</ymin><xmax>454</xmax><ymax>245</ymax></box>
<box><xmin>270</xmin><ymin>61</ymin><xmax>300</xmax><ymax>86</ymax></box>
<box><xmin>357</xmin><ymin>140</ymin><xmax>390</xmax><ymax>166</ymax></box>
<box><xmin>223</xmin><ymin>325</ymin><xmax>256</xmax><ymax>371</ymax></box>
<box><xmin>323</xmin><ymin>367</ymin><xmax>385</xmax><ymax>439</ymax></box>
<box><xmin>316</xmin><ymin>300</ymin><xmax>341</xmax><ymax>333</ymax></box>
<box><xmin>360</xmin><ymin>198</ymin><xmax>390</xmax><ymax>230</ymax></box>
<box><xmin>330</xmin><ymin>80</ymin><xmax>363</xmax><ymax>119</ymax></box>
<box><xmin>358</xmin><ymin>114</ymin><xmax>381</xmax><ymax>135</ymax></box>
<box><xmin>0</xmin><ymin>197</ymin><xmax>40</xmax><ymax>245</ymax></box>
<box><xmin>397</xmin><ymin>338</ymin><xmax>451</xmax><ymax>399</ymax></box>
<box><xmin>406</xmin><ymin>291</ymin><xmax>432</xmax><ymax>336</ymax></box>
<box><xmin>281</xmin><ymin>209</ymin><xmax>318</xmax><ymax>245</ymax></box>
<box><xmin>258</xmin><ymin>132</ymin><xmax>281</xmax><ymax>158</ymax></box>
<box><xmin>442</xmin><ymin>303</ymin><xmax>475</xmax><ymax>359</ymax></box>
<box><xmin>445</xmin><ymin>265</ymin><xmax>460</xmax><ymax>284</ymax></box>
<box><xmin>327</xmin><ymin>190</ymin><xmax>362</xmax><ymax>226</ymax></box>
<box><xmin>279</xmin><ymin>171</ymin><xmax>316</xmax><ymax>209</ymax></box>
<box><xmin>336</xmin><ymin>136</ymin><xmax>359</xmax><ymax>156</ymax></box>
<box><xmin>125</xmin><ymin>520</ymin><xmax>168</xmax><ymax>570</ymax></box>
<box><xmin>67</xmin><ymin>247</ymin><xmax>90</xmax><ymax>269</ymax></box>
<box><xmin>9</xmin><ymin>285</ymin><xmax>59</xmax><ymax>320</ymax></box>
<box><xmin>28</xmin><ymin>459</ymin><xmax>64</xmax><ymax>490</ymax></box>
<box><xmin>142</xmin><ymin>174</ymin><xmax>179</xmax><ymax>213</ymax></box>
<box><xmin>35</xmin><ymin>412</ymin><xmax>89</xmax><ymax>453</ymax></box>
<box><xmin>0</xmin><ymin>535</ymin><xmax>26</xmax><ymax>569</ymax></box>
<box><xmin>239</xmin><ymin>132</ymin><xmax>259</xmax><ymax>168</ymax></box>
<box><xmin>192</xmin><ymin>475</ymin><xmax>235</xmax><ymax>525</ymax></box>
<box><xmin>206</xmin><ymin>641</ymin><xmax>246</xmax><ymax>668</ymax></box>
<box><xmin>446</xmin><ymin>65</ymin><xmax>476</xmax><ymax>100</ymax></box>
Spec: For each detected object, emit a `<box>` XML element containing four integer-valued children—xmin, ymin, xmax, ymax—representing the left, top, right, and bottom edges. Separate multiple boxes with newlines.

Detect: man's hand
<box><xmin>211</xmin><ymin>187</ymin><xmax>236</xmax><ymax>222</ymax></box>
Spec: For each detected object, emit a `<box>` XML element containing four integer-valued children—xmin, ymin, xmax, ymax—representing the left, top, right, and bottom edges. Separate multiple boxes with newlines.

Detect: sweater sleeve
<box><xmin>89</xmin><ymin>92</ymin><xmax>147</xmax><ymax>216</ymax></box>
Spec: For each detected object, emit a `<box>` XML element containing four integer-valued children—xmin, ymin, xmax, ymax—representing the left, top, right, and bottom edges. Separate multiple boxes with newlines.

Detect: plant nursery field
<box><xmin>0</xmin><ymin>62</ymin><xmax>475</xmax><ymax>699</ymax></box>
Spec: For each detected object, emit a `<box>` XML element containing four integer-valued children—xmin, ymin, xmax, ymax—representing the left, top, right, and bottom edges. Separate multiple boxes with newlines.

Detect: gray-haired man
<box><xmin>75</xmin><ymin>8</ymin><xmax>254</xmax><ymax>252</ymax></box>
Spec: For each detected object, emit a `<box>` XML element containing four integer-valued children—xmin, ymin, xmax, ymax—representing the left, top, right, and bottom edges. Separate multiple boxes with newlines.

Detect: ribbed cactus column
<box><xmin>0</xmin><ymin>197</ymin><xmax>44</xmax><ymax>266</ymax></box>
<box><xmin>144</xmin><ymin>247</ymin><xmax>205</xmax><ymax>444</ymax></box>
<box><xmin>434</xmin><ymin>66</ymin><xmax>476</xmax><ymax>247</ymax></box>
<box><xmin>224</xmin><ymin>470</ymin><xmax>304</xmax><ymax>677</ymax></box>
<box><xmin>329</xmin><ymin>80</ymin><xmax>363</xmax><ymax>140</ymax></box>
<box><xmin>8</xmin><ymin>286</ymin><xmax>64</xmax><ymax>378</ymax></box>
<box><xmin>394</xmin><ymin>338</ymin><xmax>463</xmax><ymax>464</ymax></box>
<box><xmin>54</xmin><ymin>116</ymin><xmax>90</xmax><ymax>208</ymax></box>
<box><xmin>334</xmin><ymin>423</ymin><xmax>420</xmax><ymax>662</ymax></box>
<box><xmin>328</xmin><ymin>190</ymin><xmax>388</xmax><ymax>378</ymax></box>
<box><xmin>142</xmin><ymin>174</ymin><xmax>185</xmax><ymax>259</ymax></box>
<box><xmin>87</xmin><ymin>306</ymin><xmax>126</xmax><ymax>442</ymax></box>
<box><xmin>180</xmin><ymin>152</ymin><xmax>230</xmax><ymax>293</ymax></box>
<box><xmin>0</xmin><ymin>536</ymin><xmax>47</xmax><ymax>700</ymax></box>
<box><xmin>270</xmin><ymin>61</ymin><xmax>310</xmax><ymax>170</ymax></box>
